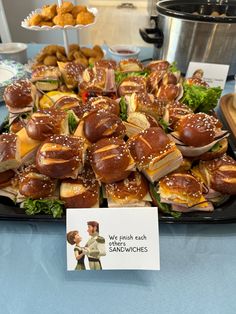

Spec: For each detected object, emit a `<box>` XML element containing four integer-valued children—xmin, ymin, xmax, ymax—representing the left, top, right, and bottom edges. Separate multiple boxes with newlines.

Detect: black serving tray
<box><xmin>0</xmin><ymin>111</ymin><xmax>236</xmax><ymax>224</ymax></box>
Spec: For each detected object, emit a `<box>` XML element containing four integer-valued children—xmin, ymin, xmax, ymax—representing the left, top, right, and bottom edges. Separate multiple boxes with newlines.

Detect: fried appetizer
<box><xmin>128</xmin><ymin>127</ymin><xmax>183</xmax><ymax>182</ymax></box>
<box><xmin>57</xmin><ymin>1</ymin><xmax>74</xmax><ymax>14</ymax></box>
<box><xmin>40</xmin><ymin>21</ymin><xmax>54</xmax><ymax>27</ymax></box>
<box><xmin>29</xmin><ymin>13</ymin><xmax>42</xmax><ymax>26</ymax></box>
<box><xmin>118</xmin><ymin>77</ymin><xmax>146</xmax><ymax>97</ymax></box>
<box><xmin>76</xmin><ymin>11</ymin><xmax>95</xmax><ymax>25</ymax></box>
<box><xmin>19</xmin><ymin>165</ymin><xmax>56</xmax><ymax>199</ymax></box>
<box><xmin>31</xmin><ymin>65</ymin><xmax>61</xmax><ymax>91</ymax></box>
<box><xmin>76</xmin><ymin>110</ymin><xmax>125</xmax><ymax>143</ymax></box>
<box><xmin>170</xmin><ymin>113</ymin><xmax>229</xmax><ymax>158</ymax></box>
<box><xmin>53</xmin><ymin>13</ymin><xmax>75</xmax><ymax>26</ymax></box>
<box><xmin>90</xmin><ymin>137</ymin><xmax>135</xmax><ymax>183</ymax></box>
<box><xmin>156</xmin><ymin>172</ymin><xmax>213</xmax><ymax>212</ymax></box>
<box><xmin>41</xmin><ymin>4</ymin><xmax>57</xmax><ymax>20</ymax></box>
<box><xmin>25</xmin><ymin>109</ymin><xmax>69</xmax><ymax>141</ymax></box>
<box><xmin>0</xmin><ymin>134</ymin><xmax>21</xmax><ymax>172</ymax></box>
<box><xmin>71</xmin><ymin>5</ymin><xmax>87</xmax><ymax>18</ymax></box>
<box><xmin>57</xmin><ymin>61</ymin><xmax>85</xmax><ymax>89</ymax></box>
<box><xmin>105</xmin><ymin>172</ymin><xmax>151</xmax><ymax>207</ymax></box>
<box><xmin>36</xmin><ymin>135</ymin><xmax>86</xmax><ymax>179</ymax></box>
<box><xmin>60</xmin><ymin>167</ymin><xmax>100</xmax><ymax>208</ymax></box>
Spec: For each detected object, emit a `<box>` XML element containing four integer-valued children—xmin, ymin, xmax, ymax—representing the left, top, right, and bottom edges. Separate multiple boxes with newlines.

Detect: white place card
<box><xmin>186</xmin><ymin>62</ymin><xmax>229</xmax><ymax>89</ymax></box>
<box><xmin>66</xmin><ymin>207</ymin><xmax>160</xmax><ymax>271</ymax></box>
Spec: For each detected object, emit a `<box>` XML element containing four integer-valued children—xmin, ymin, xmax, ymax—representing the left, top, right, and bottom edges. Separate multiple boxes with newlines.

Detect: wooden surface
<box><xmin>220</xmin><ymin>93</ymin><xmax>236</xmax><ymax>139</ymax></box>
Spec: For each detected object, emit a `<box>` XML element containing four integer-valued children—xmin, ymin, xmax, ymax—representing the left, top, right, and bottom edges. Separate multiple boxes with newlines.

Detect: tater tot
<box><xmin>41</xmin><ymin>4</ymin><xmax>57</xmax><ymax>20</ymax></box>
<box><xmin>29</xmin><ymin>13</ymin><xmax>42</xmax><ymax>26</ymax></box>
<box><xmin>40</xmin><ymin>21</ymin><xmax>54</xmax><ymax>27</ymax></box>
<box><xmin>53</xmin><ymin>13</ymin><xmax>75</xmax><ymax>26</ymax></box>
<box><xmin>76</xmin><ymin>11</ymin><xmax>95</xmax><ymax>25</ymax></box>
<box><xmin>56</xmin><ymin>51</ymin><xmax>67</xmax><ymax>62</ymax></box>
<box><xmin>43</xmin><ymin>55</ymin><xmax>58</xmax><ymax>66</ymax></box>
<box><xmin>57</xmin><ymin>2</ymin><xmax>73</xmax><ymax>14</ymax></box>
<box><xmin>71</xmin><ymin>5</ymin><xmax>87</xmax><ymax>18</ymax></box>
<box><xmin>93</xmin><ymin>45</ymin><xmax>104</xmax><ymax>58</ymax></box>
<box><xmin>80</xmin><ymin>47</ymin><xmax>97</xmax><ymax>58</ymax></box>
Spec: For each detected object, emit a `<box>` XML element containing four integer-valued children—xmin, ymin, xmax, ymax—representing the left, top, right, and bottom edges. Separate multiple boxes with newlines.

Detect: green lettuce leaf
<box><xmin>149</xmin><ymin>183</ymin><xmax>181</xmax><ymax>219</ymax></box>
<box><xmin>181</xmin><ymin>83</ymin><xmax>222</xmax><ymax>112</ymax></box>
<box><xmin>23</xmin><ymin>198</ymin><xmax>64</xmax><ymax>218</ymax></box>
<box><xmin>169</xmin><ymin>61</ymin><xmax>179</xmax><ymax>73</ymax></box>
<box><xmin>68</xmin><ymin>111</ymin><xmax>79</xmax><ymax>134</ymax></box>
<box><xmin>115</xmin><ymin>70</ymin><xmax>149</xmax><ymax>85</ymax></box>
<box><xmin>119</xmin><ymin>96</ymin><xmax>128</xmax><ymax>121</ymax></box>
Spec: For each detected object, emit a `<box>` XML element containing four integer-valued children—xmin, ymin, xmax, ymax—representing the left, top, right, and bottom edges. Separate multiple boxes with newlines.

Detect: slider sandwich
<box><xmin>3</xmin><ymin>79</ymin><xmax>36</xmax><ymax>125</ymax></box>
<box><xmin>36</xmin><ymin>134</ymin><xmax>86</xmax><ymax>179</ymax></box>
<box><xmin>118</xmin><ymin>76</ymin><xmax>146</xmax><ymax>97</ymax></box>
<box><xmin>0</xmin><ymin>134</ymin><xmax>21</xmax><ymax>202</ymax></box>
<box><xmin>89</xmin><ymin>137</ymin><xmax>136</xmax><ymax>183</ymax></box>
<box><xmin>124</xmin><ymin>112</ymin><xmax>159</xmax><ymax>138</ymax></box>
<box><xmin>31</xmin><ymin>65</ymin><xmax>61</xmax><ymax>91</ymax></box>
<box><xmin>128</xmin><ymin>127</ymin><xmax>183</xmax><ymax>182</ymax></box>
<box><xmin>156</xmin><ymin>83</ymin><xmax>183</xmax><ymax>101</ymax></box>
<box><xmin>57</xmin><ymin>61</ymin><xmax>85</xmax><ymax>89</ymax></box>
<box><xmin>53</xmin><ymin>96</ymin><xmax>85</xmax><ymax>119</ymax></box>
<box><xmin>169</xmin><ymin>113</ymin><xmax>229</xmax><ymax>158</ymax></box>
<box><xmin>85</xmin><ymin>96</ymin><xmax>120</xmax><ymax>116</ymax></box>
<box><xmin>191</xmin><ymin>154</ymin><xmax>236</xmax><ymax>204</ymax></box>
<box><xmin>18</xmin><ymin>165</ymin><xmax>56</xmax><ymax>200</ymax></box>
<box><xmin>126</xmin><ymin>92</ymin><xmax>163</xmax><ymax>120</ymax></box>
<box><xmin>105</xmin><ymin>171</ymin><xmax>151</xmax><ymax>207</ymax></box>
<box><xmin>94</xmin><ymin>59</ymin><xmax>117</xmax><ymax>70</ymax></box>
<box><xmin>25</xmin><ymin>108</ymin><xmax>69</xmax><ymax>141</ymax></box>
<box><xmin>74</xmin><ymin>109</ymin><xmax>125</xmax><ymax>144</ymax></box>
<box><xmin>162</xmin><ymin>101</ymin><xmax>193</xmax><ymax>129</ymax></box>
<box><xmin>147</xmin><ymin>70</ymin><xmax>180</xmax><ymax>95</ymax></box>
<box><xmin>117</xmin><ymin>59</ymin><xmax>143</xmax><ymax>72</ymax></box>
<box><xmin>60</xmin><ymin>167</ymin><xmax>100</xmax><ymax>208</ymax></box>
<box><xmin>145</xmin><ymin>60</ymin><xmax>170</xmax><ymax>72</ymax></box>
<box><xmin>151</xmin><ymin>172</ymin><xmax>214</xmax><ymax>213</ymax></box>
<box><xmin>80</xmin><ymin>64</ymin><xmax>116</xmax><ymax>97</ymax></box>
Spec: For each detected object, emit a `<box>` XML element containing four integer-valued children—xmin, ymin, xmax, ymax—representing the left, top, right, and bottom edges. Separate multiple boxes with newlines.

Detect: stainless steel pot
<box><xmin>140</xmin><ymin>0</ymin><xmax>236</xmax><ymax>76</ymax></box>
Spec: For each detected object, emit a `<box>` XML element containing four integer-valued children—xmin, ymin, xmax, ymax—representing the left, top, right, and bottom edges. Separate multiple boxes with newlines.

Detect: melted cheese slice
<box><xmin>16</xmin><ymin>128</ymin><xmax>41</xmax><ymax>158</ymax></box>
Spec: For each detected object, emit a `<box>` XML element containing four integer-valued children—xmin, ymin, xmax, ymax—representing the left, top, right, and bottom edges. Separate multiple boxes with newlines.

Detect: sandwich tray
<box><xmin>0</xmin><ymin>117</ymin><xmax>235</xmax><ymax>224</ymax></box>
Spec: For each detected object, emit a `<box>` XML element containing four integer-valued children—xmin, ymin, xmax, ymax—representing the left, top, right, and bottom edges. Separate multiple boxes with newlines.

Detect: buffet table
<box><xmin>0</xmin><ymin>44</ymin><xmax>236</xmax><ymax>314</ymax></box>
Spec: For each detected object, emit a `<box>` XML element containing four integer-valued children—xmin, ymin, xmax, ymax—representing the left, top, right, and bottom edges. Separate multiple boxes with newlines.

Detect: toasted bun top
<box><xmin>0</xmin><ymin>133</ymin><xmax>18</xmax><ymax>162</ymax></box>
<box><xmin>31</xmin><ymin>65</ymin><xmax>61</xmax><ymax>80</ymax></box>
<box><xmin>90</xmin><ymin>137</ymin><xmax>133</xmax><ymax>183</ymax></box>
<box><xmin>176</xmin><ymin>113</ymin><xmax>218</xmax><ymax>147</ymax></box>
<box><xmin>26</xmin><ymin>109</ymin><xmax>67</xmax><ymax>141</ymax></box>
<box><xmin>160</xmin><ymin>172</ymin><xmax>202</xmax><ymax>198</ymax></box>
<box><xmin>86</xmin><ymin>96</ymin><xmax>120</xmax><ymax>116</ymax></box>
<box><xmin>60</xmin><ymin>168</ymin><xmax>99</xmax><ymax>208</ymax></box>
<box><xmin>167</xmin><ymin>101</ymin><xmax>193</xmax><ymax>127</ymax></box>
<box><xmin>156</xmin><ymin>84</ymin><xmax>181</xmax><ymax>101</ymax></box>
<box><xmin>199</xmin><ymin>154</ymin><xmax>236</xmax><ymax>195</ymax></box>
<box><xmin>36</xmin><ymin>134</ymin><xmax>85</xmax><ymax>179</ymax></box>
<box><xmin>128</xmin><ymin>127</ymin><xmax>174</xmax><ymax>167</ymax></box>
<box><xmin>19</xmin><ymin>165</ymin><xmax>56</xmax><ymax>199</ymax></box>
<box><xmin>83</xmin><ymin>110</ymin><xmax>125</xmax><ymax>143</ymax></box>
<box><xmin>146</xmin><ymin>60</ymin><xmax>170</xmax><ymax>72</ymax></box>
<box><xmin>3</xmin><ymin>80</ymin><xmax>33</xmax><ymax>108</ymax></box>
<box><xmin>0</xmin><ymin>169</ymin><xmax>15</xmax><ymax>188</ymax></box>
<box><xmin>94</xmin><ymin>59</ymin><xmax>117</xmax><ymax>70</ymax></box>
<box><xmin>106</xmin><ymin>172</ymin><xmax>148</xmax><ymax>202</ymax></box>
<box><xmin>118</xmin><ymin>76</ymin><xmax>146</xmax><ymax>96</ymax></box>
<box><xmin>147</xmin><ymin>71</ymin><xmax>165</xmax><ymax>93</ymax></box>
<box><xmin>118</xmin><ymin>58</ymin><xmax>143</xmax><ymax>72</ymax></box>
<box><xmin>58</xmin><ymin>61</ymin><xmax>84</xmax><ymax>80</ymax></box>
<box><xmin>54</xmin><ymin>96</ymin><xmax>84</xmax><ymax>118</ymax></box>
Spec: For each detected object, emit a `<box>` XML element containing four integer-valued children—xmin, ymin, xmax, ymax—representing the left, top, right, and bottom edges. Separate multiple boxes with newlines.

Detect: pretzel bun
<box><xmin>26</xmin><ymin>109</ymin><xmax>68</xmax><ymax>141</ymax></box>
<box><xmin>19</xmin><ymin>165</ymin><xmax>56</xmax><ymax>199</ymax></box>
<box><xmin>36</xmin><ymin>135</ymin><xmax>86</xmax><ymax>179</ymax></box>
<box><xmin>118</xmin><ymin>77</ymin><xmax>146</xmax><ymax>97</ymax></box>
<box><xmin>86</xmin><ymin>96</ymin><xmax>120</xmax><ymax>115</ymax></box>
<box><xmin>90</xmin><ymin>137</ymin><xmax>135</xmax><ymax>183</ymax></box>
<box><xmin>83</xmin><ymin>110</ymin><xmax>125</xmax><ymax>143</ymax></box>
<box><xmin>3</xmin><ymin>80</ymin><xmax>33</xmax><ymax>109</ymax></box>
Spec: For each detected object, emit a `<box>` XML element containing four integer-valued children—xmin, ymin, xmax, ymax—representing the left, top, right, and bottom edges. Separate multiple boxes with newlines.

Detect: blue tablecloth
<box><xmin>0</xmin><ymin>44</ymin><xmax>236</xmax><ymax>314</ymax></box>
